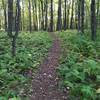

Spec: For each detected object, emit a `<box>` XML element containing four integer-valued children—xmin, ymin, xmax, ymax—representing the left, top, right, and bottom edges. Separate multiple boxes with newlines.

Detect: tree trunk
<box><xmin>64</xmin><ymin>0</ymin><xmax>67</xmax><ymax>30</ymax></box>
<box><xmin>44</xmin><ymin>0</ymin><xmax>48</xmax><ymax>31</ymax></box>
<box><xmin>41</xmin><ymin>0</ymin><xmax>44</xmax><ymax>30</ymax></box>
<box><xmin>57</xmin><ymin>0</ymin><xmax>62</xmax><ymax>31</ymax></box>
<box><xmin>28</xmin><ymin>0</ymin><xmax>32</xmax><ymax>32</ymax></box>
<box><xmin>32</xmin><ymin>0</ymin><xmax>37</xmax><ymax>31</ymax></box>
<box><xmin>50</xmin><ymin>0</ymin><xmax>53</xmax><ymax>32</ymax></box>
<box><xmin>8</xmin><ymin>0</ymin><xmax>13</xmax><ymax>37</ymax></box>
<box><xmin>70</xmin><ymin>0</ymin><xmax>74</xmax><ymax>29</ymax></box>
<box><xmin>2</xmin><ymin>0</ymin><xmax>7</xmax><ymax>31</ymax></box>
<box><xmin>34</xmin><ymin>0</ymin><xmax>38</xmax><ymax>31</ymax></box>
<box><xmin>12</xmin><ymin>36</ymin><xmax>16</xmax><ymax>57</ymax></box>
<box><xmin>38</xmin><ymin>2</ymin><xmax>41</xmax><ymax>30</ymax></box>
<box><xmin>12</xmin><ymin>0</ymin><xmax>20</xmax><ymax>57</ymax></box>
<box><xmin>22</xmin><ymin>0</ymin><xmax>25</xmax><ymax>31</ymax></box>
<box><xmin>0</xmin><ymin>19</ymin><xmax>1</xmax><ymax>30</ymax></box>
<box><xmin>96</xmin><ymin>0</ymin><xmax>99</xmax><ymax>28</ymax></box>
<box><xmin>66</xmin><ymin>5</ymin><xmax>70</xmax><ymax>29</ymax></box>
<box><xmin>81</xmin><ymin>0</ymin><xmax>84</xmax><ymax>33</ymax></box>
<box><xmin>91</xmin><ymin>0</ymin><xmax>96</xmax><ymax>41</ymax></box>
<box><xmin>78</xmin><ymin>0</ymin><xmax>81</xmax><ymax>32</ymax></box>
<box><xmin>15</xmin><ymin>0</ymin><xmax>21</xmax><ymax>33</ymax></box>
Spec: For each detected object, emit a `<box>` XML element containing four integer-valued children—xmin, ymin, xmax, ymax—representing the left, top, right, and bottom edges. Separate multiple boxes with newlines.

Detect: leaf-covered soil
<box><xmin>29</xmin><ymin>32</ymin><xmax>67</xmax><ymax>100</ymax></box>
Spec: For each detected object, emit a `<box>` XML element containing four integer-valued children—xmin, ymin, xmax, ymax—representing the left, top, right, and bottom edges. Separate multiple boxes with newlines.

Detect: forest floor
<box><xmin>29</xmin><ymin>32</ymin><xmax>67</xmax><ymax>100</ymax></box>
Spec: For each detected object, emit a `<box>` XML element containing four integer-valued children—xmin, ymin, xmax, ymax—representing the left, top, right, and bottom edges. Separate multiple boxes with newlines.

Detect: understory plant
<box><xmin>0</xmin><ymin>32</ymin><xmax>52</xmax><ymax>99</ymax></box>
<box><xmin>58</xmin><ymin>30</ymin><xmax>100</xmax><ymax>100</ymax></box>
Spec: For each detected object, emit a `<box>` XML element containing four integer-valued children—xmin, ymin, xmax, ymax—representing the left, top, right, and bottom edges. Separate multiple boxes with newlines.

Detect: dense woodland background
<box><xmin>0</xmin><ymin>0</ymin><xmax>99</xmax><ymax>56</ymax></box>
<box><xmin>0</xmin><ymin>0</ymin><xmax>99</xmax><ymax>32</ymax></box>
<box><xmin>0</xmin><ymin>0</ymin><xmax>100</xmax><ymax>99</ymax></box>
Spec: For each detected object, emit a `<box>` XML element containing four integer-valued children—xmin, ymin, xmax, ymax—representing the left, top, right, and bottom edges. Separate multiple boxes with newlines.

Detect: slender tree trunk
<box><xmin>96</xmin><ymin>0</ymin><xmax>99</xmax><ymax>28</ymax></box>
<box><xmin>41</xmin><ymin>1</ymin><xmax>44</xmax><ymax>30</ymax></box>
<box><xmin>57</xmin><ymin>0</ymin><xmax>62</xmax><ymax>31</ymax></box>
<box><xmin>35</xmin><ymin>1</ymin><xmax>38</xmax><ymax>31</ymax></box>
<box><xmin>75</xmin><ymin>1</ymin><xmax>78</xmax><ymax>29</ymax></box>
<box><xmin>8</xmin><ymin>0</ymin><xmax>20</xmax><ymax>57</ymax></box>
<box><xmin>0</xmin><ymin>18</ymin><xmax>1</xmax><ymax>30</ymax></box>
<box><xmin>91</xmin><ymin>0</ymin><xmax>96</xmax><ymax>41</ymax></box>
<box><xmin>50</xmin><ymin>0</ymin><xmax>53</xmax><ymax>32</ymax></box>
<box><xmin>66</xmin><ymin>5</ymin><xmax>70</xmax><ymax>29</ymax></box>
<box><xmin>2</xmin><ymin>0</ymin><xmax>7</xmax><ymax>31</ymax></box>
<box><xmin>15</xmin><ymin>0</ymin><xmax>21</xmax><ymax>33</ymax></box>
<box><xmin>28</xmin><ymin>0</ymin><xmax>32</xmax><ymax>32</ymax></box>
<box><xmin>12</xmin><ymin>0</ymin><xmax>20</xmax><ymax>56</ymax></box>
<box><xmin>32</xmin><ymin>0</ymin><xmax>37</xmax><ymax>31</ymax></box>
<box><xmin>45</xmin><ymin>0</ymin><xmax>48</xmax><ymax>31</ymax></box>
<box><xmin>12</xmin><ymin>36</ymin><xmax>16</xmax><ymax>57</ymax></box>
<box><xmin>38</xmin><ymin>2</ymin><xmax>41</xmax><ymax>30</ymax></box>
<box><xmin>8</xmin><ymin>0</ymin><xmax>15</xmax><ymax>56</ymax></box>
<box><xmin>78</xmin><ymin>0</ymin><xmax>81</xmax><ymax>32</ymax></box>
<box><xmin>22</xmin><ymin>0</ymin><xmax>24</xmax><ymax>31</ymax></box>
<box><xmin>81</xmin><ymin>0</ymin><xmax>84</xmax><ymax>33</ymax></box>
<box><xmin>70</xmin><ymin>0</ymin><xmax>74</xmax><ymax>29</ymax></box>
<box><xmin>8</xmin><ymin>0</ymin><xmax>13</xmax><ymax>37</ymax></box>
<box><xmin>64</xmin><ymin>0</ymin><xmax>67</xmax><ymax>30</ymax></box>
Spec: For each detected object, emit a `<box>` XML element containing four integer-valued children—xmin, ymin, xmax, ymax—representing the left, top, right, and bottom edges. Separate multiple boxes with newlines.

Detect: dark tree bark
<box><xmin>63</xmin><ymin>0</ymin><xmax>67</xmax><ymax>30</ymax></box>
<box><xmin>8</xmin><ymin>0</ymin><xmax>21</xmax><ymax>57</ymax></box>
<box><xmin>81</xmin><ymin>0</ymin><xmax>85</xmax><ymax>33</ymax></box>
<box><xmin>15</xmin><ymin>0</ymin><xmax>21</xmax><ymax>34</ymax></box>
<box><xmin>28</xmin><ymin>0</ymin><xmax>32</xmax><ymax>32</ymax></box>
<box><xmin>32</xmin><ymin>0</ymin><xmax>38</xmax><ymax>31</ymax></box>
<box><xmin>78</xmin><ymin>0</ymin><xmax>81</xmax><ymax>32</ymax></box>
<box><xmin>8</xmin><ymin>0</ymin><xmax>13</xmax><ymax>37</ymax></box>
<box><xmin>40</xmin><ymin>0</ymin><xmax>45</xmax><ymax>30</ymax></box>
<box><xmin>57</xmin><ymin>0</ymin><xmax>62</xmax><ymax>31</ymax></box>
<box><xmin>44</xmin><ymin>0</ymin><xmax>48</xmax><ymax>31</ymax></box>
<box><xmin>50</xmin><ymin>0</ymin><xmax>53</xmax><ymax>32</ymax></box>
<box><xmin>12</xmin><ymin>0</ymin><xmax>20</xmax><ymax>56</ymax></box>
<box><xmin>0</xmin><ymin>20</ymin><xmax>1</xmax><ymax>30</ymax></box>
<box><xmin>66</xmin><ymin>4</ymin><xmax>70</xmax><ymax>29</ymax></box>
<box><xmin>75</xmin><ymin>1</ymin><xmax>78</xmax><ymax>29</ymax></box>
<box><xmin>2</xmin><ymin>0</ymin><xmax>7</xmax><ymax>31</ymax></box>
<box><xmin>96</xmin><ymin>0</ymin><xmax>99</xmax><ymax>28</ymax></box>
<box><xmin>34</xmin><ymin>0</ymin><xmax>38</xmax><ymax>31</ymax></box>
<box><xmin>70</xmin><ymin>0</ymin><xmax>74</xmax><ymax>29</ymax></box>
<box><xmin>91</xmin><ymin>0</ymin><xmax>96</xmax><ymax>41</ymax></box>
<box><xmin>22</xmin><ymin>0</ymin><xmax>25</xmax><ymax>31</ymax></box>
<box><xmin>39</xmin><ymin>1</ymin><xmax>41</xmax><ymax>30</ymax></box>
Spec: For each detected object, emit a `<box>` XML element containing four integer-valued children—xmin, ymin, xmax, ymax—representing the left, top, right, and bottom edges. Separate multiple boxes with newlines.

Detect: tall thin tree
<box><xmin>70</xmin><ymin>0</ymin><xmax>74</xmax><ymax>29</ymax></box>
<box><xmin>57</xmin><ymin>0</ymin><xmax>62</xmax><ymax>31</ymax></box>
<box><xmin>28</xmin><ymin>0</ymin><xmax>32</xmax><ymax>32</ymax></box>
<box><xmin>44</xmin><ymin>0</ymin><xmax>48</xmax><ymax>31</ymax></box>
<box><xmin>50</xmin><ymin>0</ymin><xmax>53</xmax><ymax>32</ymax></box>
<box><xmin>91</xmin><ymin>0</ymin><xmax>96</xmax><ymax>40</ymax></box>
<box><xmin>8</xmin><ymin>0</ymin><xmax>13</xmax><ymax>37</ymax></box>
<box><xmin>2</xmin><ymin>0</ymin><xmax>7</xmax><ymax>31</ymax></box>
<box><xmin>81</xmin><ymin>0</ymin><xmax>85</xmax><ymax>33</ymax></box>
<box><xmin>63</xmin><ymin>0</ymin><xmax>67</xmax><ymax>30</ymax></box>
<box><xmin>78</xmin><ymin>0</ymin><xmax>81</xmax><ymax>32</ymax></box>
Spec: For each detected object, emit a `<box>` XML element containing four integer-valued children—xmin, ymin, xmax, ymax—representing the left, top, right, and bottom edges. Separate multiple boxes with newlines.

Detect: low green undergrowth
<box><xmin>0</xmin><ymin>31</ymin><xmax>52</xmax><ymax>99</ymax></box>
<box><xmin>57</xmin><ymin>30</ymin><xmax>100</xmax><ymax>100</ymax></box>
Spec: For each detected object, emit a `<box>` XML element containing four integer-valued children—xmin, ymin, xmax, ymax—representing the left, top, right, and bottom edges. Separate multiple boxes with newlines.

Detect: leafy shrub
<box><xmin>0</xmin><ymin>32</ymin><xmax>52</xmax><ymax>98</ymax></box>
<box><xmin>58</xmin><ymin>30</ymin><xmax>100</xmax><ymax>100</ymax></box>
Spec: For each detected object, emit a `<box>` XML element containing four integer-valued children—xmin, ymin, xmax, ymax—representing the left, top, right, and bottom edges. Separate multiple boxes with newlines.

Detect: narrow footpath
<box><xmin>30</xmin><ymin>32</ymin><xmax>67</xmax><ymax>100</ymax></box>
